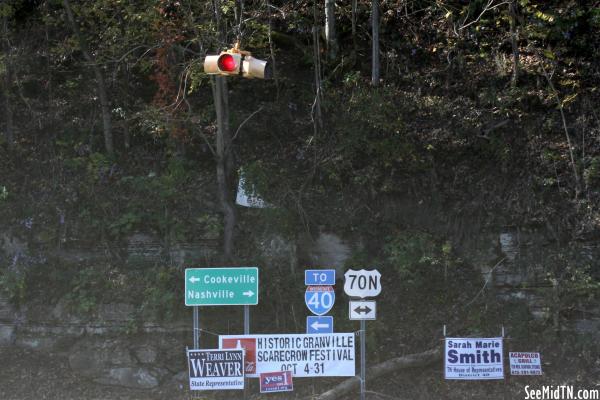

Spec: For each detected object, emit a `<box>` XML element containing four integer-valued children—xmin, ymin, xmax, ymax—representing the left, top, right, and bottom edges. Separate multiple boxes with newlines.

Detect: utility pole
<box><xmin>213</xmin><ymin>75</ymin><xmax>236</xmax><ymax>262</ymax></box>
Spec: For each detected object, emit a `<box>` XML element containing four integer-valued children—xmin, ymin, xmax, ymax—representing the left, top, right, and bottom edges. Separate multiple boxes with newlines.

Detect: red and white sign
<box><xmin>220</xmin><ymin>337</ymin><xmax>257</xmax><ymax>374</ymax></box>
<box><xmin>509</xmin><ymin>352</ymin><xmax>542</xmax><ymax>375</ymax></box>
<box><xmin>259</xmin><ymin>371</ymin><xmax>293</xmax><ymax>393</ymax></box>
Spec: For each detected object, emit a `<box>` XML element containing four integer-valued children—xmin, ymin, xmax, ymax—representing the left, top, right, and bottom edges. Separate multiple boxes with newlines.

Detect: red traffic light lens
<box><xmin>218</xmin><ymin>54</ymin><xmax>237</xmax><ymax>72</ymax></box>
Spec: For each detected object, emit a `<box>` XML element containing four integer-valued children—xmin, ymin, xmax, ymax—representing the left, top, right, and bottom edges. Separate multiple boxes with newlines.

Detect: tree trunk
<box><xmin>325</xmin><ymin>0</ymin><xmax>337</xmax><ymax>60</ymax></box>
<box><xmin>315</xmin><ymin>347</ymin><xmax>442</xmax><ymax>400</ymax></box>
<box><xmin>2</xmin><ymin>69</ymin><xmax>14</xmax><ymax>147</ymax></box>
<box><xmin>351</xmin><ymin>0</ymin><xmax>358</xmax><ymax>54</ymax></box>
<box><xmin>123</xmin><ymin>119</ymin><xmax>131</xmax><ymax>150</ymax></box>
<box><xmin>211</xmin><ymin>0</ymin><xmax>236</xmax><ymax>262</ymax></box>
<box><xmin>509</xmin><ymin>0</ymin><xmax>519</xmax><ymax>87</ymax></box>
<box><xmin>371</xmin><ymin>0</ymin><xmax>380</xmax><ymax>86</ymax></box>
<box><xmin>312</xmin><ymin>4</ymin><xmax>324</xmax><ymax>135</ymax></box>
<box><xmin>63</xmin><ymin>0</ymin><xmax>114</xmax><ymax>155</ymax></box>
<box><xmin>2</xmin><ymin>16</ymin><xmax>14</xmax><ymax>146</ymax></box>
<box><xmin>44</xmin><ymin>0</ymin><xmax>54</xmax><ymax>132</ymax></box>
<box><xmin>266</xmin><ymin>0</ymin><xmax>279</xmax><ymax>93</ymax></box>
<box><xmin>213</xmin><ymin>76</ymin><xmax>236</xmax><ymax>262</ymax></box>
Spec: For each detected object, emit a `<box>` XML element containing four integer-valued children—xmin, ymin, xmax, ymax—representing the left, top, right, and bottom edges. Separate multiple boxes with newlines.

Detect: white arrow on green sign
<box><xmin>185</xmin><ymin>267</ymin><xmax>259</xmax><ymax>306</ymax></box>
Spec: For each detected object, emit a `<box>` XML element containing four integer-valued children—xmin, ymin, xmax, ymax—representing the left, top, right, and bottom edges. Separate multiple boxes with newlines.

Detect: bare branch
<box><xmin>231</xmin><ymin>106</ymin><xmax>265</xmax><ymax>143</ymax></box>
<box><xmin>541</xmin><ymin>63</ymin><xmax>582</xmax><ymax>198</ymax></box>
<box><xmin>459</xmin><ymin>1</ymin><xmax>511</xmax><ymax>31</ymax></box>
<box><xmin>266</xmin><ymin>3</ymin><xmax>286</xmax><ymax>18</ymax></box>
<box><xmin>109</xmin><ymin>44</ymin><xmax>153</xmax><ymax>64</ymax></box>
<box><xmin>463</xmin><ymin>258</ymin><xmax>505</xmax><ymax>308</ymax></box>
<box><xmin>314</xmin><ymin>347</ymin><xmax>442</xmax><ymax>400</ymax></box>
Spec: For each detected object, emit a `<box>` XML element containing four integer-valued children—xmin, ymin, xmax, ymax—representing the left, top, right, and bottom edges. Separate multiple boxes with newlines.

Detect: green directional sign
<box><xmin>185</xmin><ymin>267</ymin><xmax>259</xmax><ymax>306</ymax></box>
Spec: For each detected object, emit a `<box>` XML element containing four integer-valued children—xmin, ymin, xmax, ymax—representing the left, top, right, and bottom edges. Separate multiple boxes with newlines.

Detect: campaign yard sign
<box><xmin>445</xmin><ymin>338</ymin><xmax>504</xmax><ymax>380</ymax></box>
<box><xmin>509</xmin><ymin>352</ymin><xmax>542</xmax><ymax>376</ymax></box>
<box><xmin>187</xmin><ymin>349</ymin><xmax>244</xmax><ymax>391</ymax></box>
<box><xmin>259</xmin><ymin>371</ymin><xmax>293</xmax><ymax>393</ymax></box>
<box><xmin>219</xmin><ymin>333</ymin><xmax>355</xmax><ymax>378</ymax></box>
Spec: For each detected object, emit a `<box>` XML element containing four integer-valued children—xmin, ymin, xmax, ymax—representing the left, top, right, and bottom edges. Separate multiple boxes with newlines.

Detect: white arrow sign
<box><xmin>311</xmin><ymin>320</ymin><xmax>330</xmax><ymax>330</ymax></box>
<box><xmin>344</xmin><ymin>269</ymin><xmax>381</xmax><ymax>298</ymax></box>
<box><xmin>243</xmin><ymin>290</ymin><xmax>254</xmax><ymax>297</ymax></box>
<box><xmin>306</xmin><ymin>316</ymin><xmax>334</xmax><ymax>334</ymax></box>
<box><xmin>349</xmin><ymin>300</ymin><xmax>376</xmax><ymax>320</ymax></box>
<box><xmin>189</xmin><ymin>276</ymin><xmax>201</xmax><ymax>283</ymax></box>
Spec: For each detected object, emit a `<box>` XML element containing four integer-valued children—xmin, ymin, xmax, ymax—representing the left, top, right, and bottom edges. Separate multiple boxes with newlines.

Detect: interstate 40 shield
<box><xmin>305</xmin><ymin>285</ymin><xmax>335</xmax><ymax>316</ymax></box>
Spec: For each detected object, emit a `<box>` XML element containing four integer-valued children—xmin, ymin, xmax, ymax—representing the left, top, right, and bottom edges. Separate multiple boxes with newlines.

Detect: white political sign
<box><xmin>344</xmin><ymin>269</ymin><xmax>381</xmax><ymax>298</ymax></box>
<box><xmin>219</xmin><ymin>333</ymin><xmax>355</xmax><ymax>378</ymax></box>
<box><xmin>509</xmin><ymin>352</ymin><xmax>542</xmax><ymax>375</ymax></box>
<box><xmin>187</xmin><ymin>349</ymin><xmax>244</xmax><ymax>391</ymax></box>
<box><xmin>445</xmin><ymin>338</ymin><xmax>504</xmax><ymax>380</ymax></box>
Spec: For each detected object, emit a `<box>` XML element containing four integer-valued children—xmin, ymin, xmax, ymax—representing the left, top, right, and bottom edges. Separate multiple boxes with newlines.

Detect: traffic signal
<box><xmin>204</xmin><ymin>52</ymin><xmax>243</xmax><ymax>76</ymax></box>
<box><xmin>204</xmin><ymin>50</ymin><xmax>271</xmax><ymax>79</ymax></box>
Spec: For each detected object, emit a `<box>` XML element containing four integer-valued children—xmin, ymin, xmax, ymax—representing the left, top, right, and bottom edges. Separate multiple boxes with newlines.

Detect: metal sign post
<box><xmin>343</xmin><ymin>268</ymin><xmax>382</xmax><ymax>400</ymax></box>
<box><xmin>360</xmin><ymin>320</ymin><xmax>366</xmax><ymax>400</ymax></box>
<box><xmin>244</xmin><ymin>305</ymin><xmax>250</xmax><ymax>334</ymax></box>
<box><xmin>193</xmin><ymin>306</ymin><xmax>199</xmax><ymax>349</ymax></box>
<box><xmin>243</xmin><ymin>304</ymin><xmax>250</xmax><ymax>400</ymax></box>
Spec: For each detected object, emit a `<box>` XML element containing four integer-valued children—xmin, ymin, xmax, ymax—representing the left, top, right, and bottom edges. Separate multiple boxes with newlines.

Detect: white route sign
<box><xmin>349</xmin><ymin>300</ymin><xmax>376</xmax><ymax>320</ymax></box>
<box><xmin>219</xmin><ymin>333</ymin><xmax>355</xmax><ymax>378</ymax></box>
<box><xmin>344</xmin><ymin>269</ymin><xmax>381</xmax><ymax>298</ymax></box>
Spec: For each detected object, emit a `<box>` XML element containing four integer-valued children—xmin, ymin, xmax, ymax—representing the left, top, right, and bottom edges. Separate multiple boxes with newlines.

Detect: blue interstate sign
<box><xmin>305</xmin><ymin>286</ymin><xmax>335</xmax><ymax>316</ymax></box>
<box><xmin>307</xmin><ymin>316</ymin><xmax>334</xmax><ymax>334</ymax></box>
<box><xmin>305</xmin><ymin>269</ymin><xmax>336</xmax><ymax>286</ymax></box>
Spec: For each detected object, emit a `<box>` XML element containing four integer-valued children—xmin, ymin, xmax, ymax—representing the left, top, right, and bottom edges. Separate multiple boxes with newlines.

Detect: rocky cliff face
<box><xmin>0</xmin><ymin>222</ymin><xmax>598</xmax><ymax>390</ymax></box>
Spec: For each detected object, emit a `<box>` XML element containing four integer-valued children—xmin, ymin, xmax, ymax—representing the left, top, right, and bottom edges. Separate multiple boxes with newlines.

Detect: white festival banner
<box><xmin>219</xmin><ymin>333</ymin><xmax>355</xmax><ymax>378</ymax></box>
